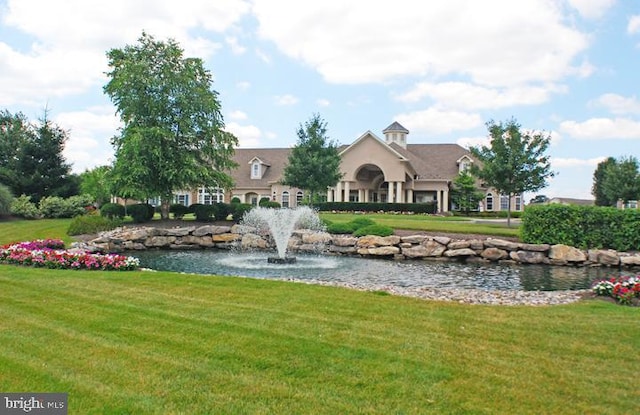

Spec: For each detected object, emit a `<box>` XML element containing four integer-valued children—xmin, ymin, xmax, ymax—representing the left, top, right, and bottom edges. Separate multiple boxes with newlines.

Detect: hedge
<box><xmin>315</xmin><ymin>202</ymin><xmax>436</xmax><ymax>214</ymax></box>
<box><xmin>521</xmin><ymin>204</ymin><xmax>640</xmax><ymax>251</ymax></box>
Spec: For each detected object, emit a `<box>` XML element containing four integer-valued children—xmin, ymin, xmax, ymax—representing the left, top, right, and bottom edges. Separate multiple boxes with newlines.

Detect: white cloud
<box><xmin>54</xmin><ymin>105</ymin><xmax>121</xmax><ymax>172</ymax></box>
<box><xmin>0</xmin><ymin>0</ymin><xmax>249</xmax><ymax>106</ymax></box>
<box><xmin>228</xmin><ymin>110</ymin><xmax>248</xmax><ymax>121</ymax></box>
<box><xmin>274</xmin><ymin>94</ymin><xmax>298</xmax><ymax>106</ymax></box>
<box><xmin>566</xmin><ymin>0</ymin><xmax>615</xmax><ymax>19</ymax></box>
<box><xmin>226</xmin><ymin>36</ymin><xmax>247</xmax><ymax>55</ymax></box>
<box><xmin>395</xmin><ymin>81</ymin><xmax>563</xmax><ymax>110</ymax></box>
<box><xmin>551</xmin><ymin>156</ymin><xmax>606</xmax><ymax>168</ymax></box>
<box><xmin>456</xmin><ymin>136</ymin><xmax>489</xmax><ymax>149</ymax></box>
<box><xmin>591</xmin><ymin>93</ymin><xmax>640</xmax><ymax>115</ymax></box>
<box><xmin>316</xmin><ymin>98</ymin><xmax>330</xmax><ymax>107</ymax></box>
<box><xmin>225</xmin><ymin>122</ymin><xmax>262</xmax><ymax>147</ymax></box>
<box><xmin>236</xmin><ymin>81</ymin><xmax>251</xmax><ymax>91</ymax></box>
<box><xmin>559</xmin><ymin>118</ymin><xmax>640</xmax><ymax>139</ymax></box>
<box><xmin>628</xmin><ymin>15</ymin><xmax>640</xmax><ymax>34</ymax></box>
<box><xmin>395</xmin><ymin>108</ymin><xmax>483</xmax><ymax>135</ymax></box>
<box><xmin>252</xmin><ymin>0</ymin><xmax>589</xmax><ymax>87</ymax></box>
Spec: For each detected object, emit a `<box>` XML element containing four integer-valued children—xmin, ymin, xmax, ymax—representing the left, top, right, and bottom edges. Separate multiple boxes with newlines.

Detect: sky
<box><xmin>1</xmin><ymin>0</ymin><xmax>639</xmax><ymax>202</ymax></box>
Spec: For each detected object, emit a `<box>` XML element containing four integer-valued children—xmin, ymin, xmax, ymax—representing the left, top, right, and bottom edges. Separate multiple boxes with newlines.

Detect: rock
<box><xmin>549</xmin><ymin>244</ymin><xmax>587</xmax><ymax>263</ymax></box>
<box><xmin>509</xmin><ymin>250</ymin><xmax>547</xmax><ymax>264</ymax></box>
<box><xmin>144</xmin><ymin>236</ymin><xmax>176</xmax><ymax>247</ymax></box>
<box><xmin>328</xmin><ymin>245</ymin><xmax>358</xmax><ymax>254</ymax></box>
<box><xmin>164</xmin><ymin>226</ymin><xmax>196</xmax><ymax>236</ymax></box>
<box><xmin>331</xmin><ymin>236</ymin><xmax>358</xmax><ymax>247</ymax></box>
<box><xmin>357</xmin><ymin>246</ymin><xmax>400</xmax><ymax>256</ymax></box>
<box><xmin>620</xmin><ymin>254</ymin><xmax>640</xmax><ymax>266</ymax></box>
<box><xmin>444</xmin><ymin>248</ymin><xmax>476</xmax><ymax>257</ymax></box>
<box><xmin>356</xmin><ymin>235</ymin><xmax>400</xmax><ymax>248</ymax></box>
<box><xmin>588</xmin><ymin>249</ymin><xmax>620</xmax><ymax>266</ymax></box>
<box><xmin>401</xmin><ymin>235</ymin><xmax>428</xmax><ymax>244</ymax></box>
<box><xmin>469</xmin><ymin>239</ymin><xmax>485</xmax><ymax>251</ymax></box>
<box><xmin>230</xmin><ymin>224</ymin><xmax>256</xmax><ymax>235</ymax></box>
<box><xmin>421</xmin><ymin>240</ymin><xmax>447</xmax><ymax>257</ymax></box>
<box><xmin>520</xmin><ymin>243</ymin><xmax>550</xmax><ymax>252</ymax></box>
<box><xmin>241</xmin><ymin>233</ymin><xmax>268</xmax><ymax>249</ymax></box>
<box><xmin>212</xmin><ymin>233</ymin><xmax>240</xmax><ymax>243</ymax></box>
<box><xmin>401</xmin><ymin>245</ymin><xmax>431</xmax><ymax>258</ymax></box>
<box><xmin>448</xmin><ymin>240</ymin><xmax>470</xmax><ymax>250</ymax></box>
<box><xmin>193</xmin><ymin>225</ymin><xmax>230</xmax><ymax>236</ymax></box>
<box><xmin>481</xmin><ymin>247</ymin><xmax>508</xmax><ymax>261</ymax></box>
<box><xmin>433</xmin><ymin>236</ymin><xmax>451</xmax><ymax>246</ymax></box>
<box><xmin>484</xmin><ymin>238</ymin><xmax>521</xmax><ymax>251</ymax></box>
<box><xmin>301</xmin><ymin>232</ymin><xmax>332</xmax><ymax>244</ymax></box>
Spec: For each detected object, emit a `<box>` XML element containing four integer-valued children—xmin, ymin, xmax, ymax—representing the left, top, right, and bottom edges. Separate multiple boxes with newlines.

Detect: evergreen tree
<box><xmin>282</xmin><ymin>114</ymin><xmax>343</xmax><ymax>205</ymax></box>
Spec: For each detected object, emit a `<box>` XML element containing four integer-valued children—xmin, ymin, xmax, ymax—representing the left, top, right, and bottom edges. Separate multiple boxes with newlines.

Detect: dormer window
<box><xmin>457</xmin><ymin>155</ymin><xmax>473</xmax><ymax>173</ymax></box>
<box><xmin>251</xmin><ymin>162</ymin><xmax>261</xmax><ymax>179</ymax></box>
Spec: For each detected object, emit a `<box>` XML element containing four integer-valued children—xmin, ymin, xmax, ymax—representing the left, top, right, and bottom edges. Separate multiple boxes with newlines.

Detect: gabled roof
<box><xmin>382</xmin><ymin>121</ymin><xmax>409</xmax><ymax>134</ymax></box>
<box><xmin>231</xmin><ymin>148</ymin><xmax>291</xmax><ymax>188</ymax></box>
<box><xmin>339</xmin><ymin>130</ymin><xmax>408</xmax><ymax>161</ymax></box>
<box><xmin>248</xmin><ymin>156</ymin><xmax>270</xmax><ymax>166</ymax></box>
<box><xmin>403</xmin><ymin>143</ymin><xmax>475</xmax><ymax>180</ymax></box>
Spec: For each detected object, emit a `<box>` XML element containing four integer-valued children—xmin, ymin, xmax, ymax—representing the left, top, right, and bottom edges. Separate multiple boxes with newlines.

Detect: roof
<box><xmin>230</xmin><ymin>147</ymin><xmax>291</xmax><ymax>188</ymax></box>
<box><xmin>382</xmin><ymin>121</ymin><xmax>409</xmax><ymax>134</ymax></box>
<box><xmin>401</xmin><ymin>143</ymin><xmax>476</xmax><ymax>180</ymax></box>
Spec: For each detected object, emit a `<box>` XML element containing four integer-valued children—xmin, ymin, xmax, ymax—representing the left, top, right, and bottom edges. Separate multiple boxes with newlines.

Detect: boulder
<box><xmin>433</xmin><ymin>236</ymin><xmax>451</xmax><ymax>246</ymax></box>
<box><xmin>421</xmin><ymin>240</ymin><xmax>447</xmax><ymax>257</ymax></box>
<box><xmin>401</xmin><ymin>235</ymin><xmax>429</xmax><ymax>244</ymax></box>
<box><xmin>509</xmin><ymin>250</ymin><xmax>547</xmax><ymax>264</ymax></box>
<box><xmin>519</xmin><ymin>243</ymin><xmax>550</xmax><ymax>252</ymax></box>
<box><xmin>620</xmin><ymin>254</ymin><xmax>640</xmax><ymax>266</ymax></box>
<box><xmin>444</xmin><ymin>248</ymin><xmax>476</xmax><ymax>257</ymax></box>
<box><xmin>588</xmin><ymin>249</ymin><xmax>620</xmax><ymax>266</ymax></box>
<box><xmin>144</xmin><ymin>236</ymin><xmax>177</xmax><ymax>247</ymax></box>
<box><xmin>357</xmin><ymin>246</ymin><xmax>400</xmax><ymax>256</ymax></box>
<box><xmin>480</xmin><ymin>247</ymin><xmax>508</xmax><ymax>261</ymax></box>
<box><xmin>484</xmin><ymin>238</ymin><xmax>521</xmax><ymax>251</ymax></box>
<box><xmin>165</xmin><ymin>226</ymin><xmax>196</xmax><ymax>236</ymax></box>
<box><xmin>212</xmin><ymin>233</ymin><xmax>241</xmax><ymax>243</ymax></box>
<box><xmin>331</xmin><ymin>236</ymin><xmax>358</xmax><ymax>247</ymax></box>
<box><xmin>401</xmin><ymin>245</ymin><xmax>431</xmax><ymax>258</ymax></box>
<box><xmin>448</xmin><ymin>240</ymin><xmax>470</xmax><ymax>250</ymax></box>
<box><xmin>356</xmin><ymin>235</ymin><xmax>400</xmax><ymax>248</ymax></box>
<box><xmin>549</xmin><ymin>244</ymin><xmax>587</xmax><ymax>263</ymax></box>
<box><xmin>241</xmin><ymin>233</ymin><xmax>268</xmax><ymax>249</ymax></box>
<box><xmin>302</xmin><ymin>232</ymin><xmax>332</xmax><ymax>244</ymax></box>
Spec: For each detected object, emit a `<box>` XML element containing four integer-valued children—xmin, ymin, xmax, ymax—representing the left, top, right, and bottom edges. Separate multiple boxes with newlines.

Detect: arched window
<box><xmin>296</xmin><ymin>191</ymin><xmax>304</xmax><ymax>205</ymax></box>
<box><xmin>486</xmin><ymin>193</ymin><xmax>494</xmax><ymax>211</ymax></box>
<box><xmin>282</xmin><ymin>191</ymin><xmax>290</xmax><ymax>208</ymax></box>
<box><xmin>251</xmin><ymin>162</ymin><xmax>261</xmax><ymax>179</ymax></box>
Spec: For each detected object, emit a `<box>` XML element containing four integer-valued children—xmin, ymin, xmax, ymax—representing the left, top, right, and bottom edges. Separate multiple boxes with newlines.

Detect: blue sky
<box><xmin>1</xmin><ymin>0</ymin><xmax>639</xmax><ymax>201</ymax></box>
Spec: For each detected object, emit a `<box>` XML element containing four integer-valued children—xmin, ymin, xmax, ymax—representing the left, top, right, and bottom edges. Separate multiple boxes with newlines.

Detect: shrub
<box><xmin>191</xmin><ymin>204</ymin><xmax>216</xmax><ymax>221</ymax></box>
<box><xmin>230</xmin><ymin>197</ymin><xmax>241</xmax><ymax>204</ymax></box>
<box><xmin>39</xmin><ymin>196</ymin><xmax>87</xmax><ymax>218</ymax></box>
<box><xmin>67</xmin><ymin>214</ymin><xmax>122</xmax><ymax>236</ymax></box>
<box><xmin>0</xmin><ymin>183</ymin><xmax>13</xmax><ymax>216</ymax></box>
<box><xmin>260</xmin><ymin>201</ymin><xmax>281</xmax><ymax>208</ymax></box>
<box><xmin>353</xmin><ymin>224</ymin><xmax>394</xmax><ymax>237</ymax></box>
<box><xmin>170</xmin><ymin>203</ymin><xmax>189</xmax><ymax>219</ymax></box>
<box><xmin>258</xmin><ymin>197</ymin><xmax>271</xmax><ymax>206</ymax></box>
<box><xmin>327</xmin><ymin>222</ymin><xmax>357</xmax><ymax>234</ymax></box>
<box><xmin>230</xmin><ymin>203</ymin><xmax>253</xmax><ymax>222</ymax></box>
<box><xmin>128</xmin><ymin>203</ymin><xmax>154</xmax><ymax>223</ymax></box>
<box><xmin>100</xmin><ymin>203</ymin><xmax>125</xmax><ymax>219</ymax></box>
<box><xmin>348</xmin><ymin>217</ymin><xmax>376</xmax><ymax>229</ymax></box>
<box><xmin>10</xmin><ymin>195</ymin><xmax>40</xmax><ymax>219</ymax></box>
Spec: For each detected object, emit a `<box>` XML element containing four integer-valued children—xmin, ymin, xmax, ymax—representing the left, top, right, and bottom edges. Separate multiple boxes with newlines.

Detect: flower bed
<box><xmin>0</xmin><ymin>239</ymin><xmax>139</xmax><ymax>271</ymax></box>
<box><xmin>592</xmin><ymin>276</ymin><xmax>640</xmax><ymax>306</ymax></box>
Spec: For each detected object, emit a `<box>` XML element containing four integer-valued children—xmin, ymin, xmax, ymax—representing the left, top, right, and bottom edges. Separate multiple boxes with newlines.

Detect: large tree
<box><xmin>450</xmin><ymin>171</ymin><xmax>484</xmax><ymax>214</ymax></box>
<box><xmin>596</xmin><ymin>156</ymin><xmax>640</xmax><ymax>206</ymax></box>
<box><xmin>591</xmin><ymin>157</ymin><xmax>618</xmax><ymax>206</ymax></box>
<box><xmin>282</xmin><ymin>114</ymin><xmax>343</xmax><ymax>205</ymax></box>
<box><xmin>79</xmin><ymin>165</ymin><xmax>113</xmax><ymax>207</ymax></box>
<box><xmin>0</xmin><ymin>110</ymin><xmax>77</xmax><ymax>203</ymax></box>
<box><xmin>104</xmin><ymin>32</ymin><xmax>238</xmax><ymax>219</ymax></box>
<box><xmin>470</xmin><ymin>118</ymin><xmax>555</xmax><ymax>226</ymax></box>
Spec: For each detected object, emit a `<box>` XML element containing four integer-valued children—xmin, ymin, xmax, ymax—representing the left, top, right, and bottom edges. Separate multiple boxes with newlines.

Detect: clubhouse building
<box><xmin>175</xmin><ymin>122</ymin><xmax>522</xmax><ymax>213</ymax></box>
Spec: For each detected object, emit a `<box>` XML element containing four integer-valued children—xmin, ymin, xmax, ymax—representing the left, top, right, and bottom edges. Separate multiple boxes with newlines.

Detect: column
<box><xmin>442</xmin><ymin>189</ymin><xmax>449</xmax><ymax>212</ymax></box>
<box><xmin>436</xmin><ymin>191</ymin><xmax>442</xmax><ymax>212</ymax></box>
<box><xmin>396</xmin><ymin>182</ymin><xmax>403</xmax><ymax>203</ymax></box>
<box><xmin>387</xmin><ymin>183</ymin><xmax>394</xmax><ymax>203</ymax></box>
<box><xmin>327</xmin><ymin>187</ymin><xmax>333</xmax><ymax>202</ymax></box>
<box><xmin>358</xmin><ymin>189</ymin><xmax>365</xmax><ymax>203</ymax></box>
<box><xmin>335</xmin><ymin>181</ymin><xmax>342</xmax><ymax>202</ymax></box>
<box><xmin>407</xmin><ymin>189</ymin><xmax>413</xmax><ymax>204</ymax></box>
<box><xmin>343</xmin><ymin>181</ymin><xmax>350</xmax><ymax>202</ymax></box>
<box><xmin>364</xmin><ymin>189</ymin><xmax>370</xmax><ymax>202</ymax></box>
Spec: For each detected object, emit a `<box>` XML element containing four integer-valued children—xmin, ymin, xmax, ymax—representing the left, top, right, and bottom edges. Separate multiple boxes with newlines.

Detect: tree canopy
<box><xmin>0</xmin><ymin>109</ymin><xmax>77</xmax><ymax>203</ymax></box>
<box><xmin>282</xmin><ymin>114</ymin><xmax>343</xmax><ymax>204</ymax></box>
<box><xmin>592</xmin><ymin>156</ymin><xmax>640</xmax><ymax>206</ymax></box>
<box><xmin>470</xmin><ymin>118</ymin><xmax>555</xmax><ymax>225</ymax></box>
<box><xmin>104</xmin><ymin>32</ymin><xmax>238</xmax><ymax>218</ymax></box>
<box><xmin>450</xmin><ymin>171</ymin><xmax>484</xmax><ymax>214</ymax></box>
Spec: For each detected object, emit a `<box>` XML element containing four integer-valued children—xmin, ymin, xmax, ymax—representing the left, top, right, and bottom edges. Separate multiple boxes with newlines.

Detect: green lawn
<box><xmin>0</xmin><ymin>218</ymin><xmax>638</xmax><ymax>414</ymax></box>
<box><xmin>320</xmin><ymin>212</ymin><xmax>521</xmax><ymax>238</ymax></box>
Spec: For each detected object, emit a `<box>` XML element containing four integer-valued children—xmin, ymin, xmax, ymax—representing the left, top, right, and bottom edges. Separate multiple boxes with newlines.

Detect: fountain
<box><xmin>240</xmin><ymin>206</ymin><xmax>326</xmax><ymax>263</ymax></box>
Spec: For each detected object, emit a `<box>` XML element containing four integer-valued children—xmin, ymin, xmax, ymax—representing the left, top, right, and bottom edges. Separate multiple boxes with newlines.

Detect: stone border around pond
<box><xmin>78</xmin><ymin>224</ymin><xmax>640</xmax><ymax>269</ymax></box>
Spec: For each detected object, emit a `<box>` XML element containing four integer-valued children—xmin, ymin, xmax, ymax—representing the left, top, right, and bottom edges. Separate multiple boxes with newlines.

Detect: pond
<box><xmin>131</xmin><ymin>250</ymin><xmax>623</xmax><ymax>292</ymax></box>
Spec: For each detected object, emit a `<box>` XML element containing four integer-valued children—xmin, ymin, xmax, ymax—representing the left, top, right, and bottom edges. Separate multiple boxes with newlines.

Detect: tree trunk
<box><xmin>507</xmin><ymin>194</ymin><xmax>512</xmax><ymax>227</ymax></box>
<box><xmin>160</xmin><ymin>198</ymin><xmax>171</xmax><ymax>220</ymax></box>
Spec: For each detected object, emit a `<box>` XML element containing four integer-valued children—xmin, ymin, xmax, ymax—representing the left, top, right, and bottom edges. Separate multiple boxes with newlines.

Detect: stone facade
<box><xmin>81</xmin><ymin>225</ymin><xmax>640</xmax><ymax>269</ymax></box>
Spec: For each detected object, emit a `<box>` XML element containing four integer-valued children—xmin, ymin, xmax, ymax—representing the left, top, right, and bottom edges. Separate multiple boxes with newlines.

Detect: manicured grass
<box><xmin>0</xmin><ymin>266</ymin><xmax>638</xmax><ymax>414</ymax></box>
<box><xmin>320</xmin><ymin>212</ymin><xmax>521</xmax><ymax>238</ymax></box>
<box><xmin>0</xmin><ymin>218</ymin><xmax>74</xmax><ymax>245</ymax></box>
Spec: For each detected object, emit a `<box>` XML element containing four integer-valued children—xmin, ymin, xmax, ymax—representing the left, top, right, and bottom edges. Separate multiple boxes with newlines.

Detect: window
<box><xmin>250</xmin><ymin>196</ymin><xmax>258</xmax><ymax>206</ymax></box>
<box><xmin>175</xmin><ymin>194</ymin><xmax>189</xmax><ymax>206</ymax></box>
<box><xmin>282</xmin><ymin>191</ymin><xmax>290</xmax><ymax>208</ymax></box>
<box><xmin>486</xmin><ymin>193</ymin><xmax>494</xmax><ymax>211</ymax></box>
<box><xmin>459</xmin><ymin>157</ymin><xmax>471</xmax><ymax>173</ymax></box>
<box><xmin>251</xmin><ymin>162</ymin><xmax>261</xmax><ymax>179</ymax></box>
<box><xmin>515</xmin><ymin>195</ymin><xmax>522</xmax><ymax>211</ymax></box>
<box><xmin>198</xmin><ymin>188</ymin><xmax>224</xmax><ymax>204</ymax></box>
<box><xmin>296</xmin><ymin>191</ymin><xmax>304</xmax><ymax>205</ymax></box>
<box><xmin>500</xmin><ymin>194</ymin><xmax>509</xmax><ymax>211</ymax></box>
